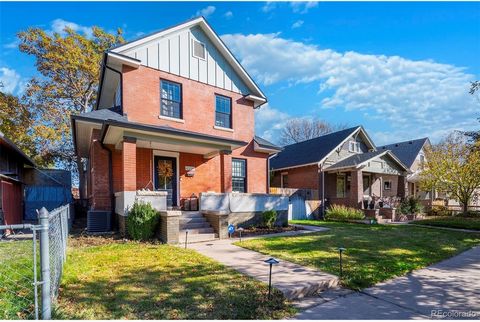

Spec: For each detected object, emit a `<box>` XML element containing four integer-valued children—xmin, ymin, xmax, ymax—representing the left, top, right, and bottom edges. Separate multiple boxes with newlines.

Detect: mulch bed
<box><xmin>231</xmin><ymin>225</ymin><xmax>303</xmax><ymax>238</ymax></box>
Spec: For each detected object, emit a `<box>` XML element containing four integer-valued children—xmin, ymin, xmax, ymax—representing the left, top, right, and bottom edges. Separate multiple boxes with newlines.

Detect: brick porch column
<box><xmin>122</xmin><ymin>136</ymin><xmax>137</xmax><ymax>192</ymax></box>
<box><xmin>350</xmin><ymin>169</ymin><xmax>363</xmax><ymax>208</ymax></box>
<box><xmin>398</xmin><ymin>175</ymin><xmax>406</xmax><ymax>199</ymax></box>
<box><xmin>220</xmin><ymin>151</ymin><xmax>232</xmax><ymax>193</ymax></box>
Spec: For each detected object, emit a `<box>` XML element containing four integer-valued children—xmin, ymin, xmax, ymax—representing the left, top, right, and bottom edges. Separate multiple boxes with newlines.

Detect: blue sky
<box><xmin>1</xmin><ymin>1</ymin><xmax>479</xmax><ymax>145</ymax></box>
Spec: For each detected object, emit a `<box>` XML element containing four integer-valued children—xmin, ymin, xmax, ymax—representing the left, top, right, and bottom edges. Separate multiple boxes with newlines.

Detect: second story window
<box><xmin>215</xmin><ymin>95</ymin><xmax>232</xmax><ymax>129</ymax></box>
<box><xmin>349</xmin><ymin>141</ymin><xmax>360</xmax><ymax>153</ymax></box>
<box><xmin>161</xmin><ymin>80</ymin><xmax>182</xmax><ymax>119</ymax></box>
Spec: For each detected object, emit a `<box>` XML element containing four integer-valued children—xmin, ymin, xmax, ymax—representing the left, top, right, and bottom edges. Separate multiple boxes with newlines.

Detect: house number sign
<box><xmin>185</xmin><ymin>166</ymin><xmax>195</xmax><ymax>177</ymax></box>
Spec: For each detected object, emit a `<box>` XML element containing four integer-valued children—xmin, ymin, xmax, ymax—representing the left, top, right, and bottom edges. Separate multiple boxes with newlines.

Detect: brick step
<box><xmin>181</xmin><ymin>233</ymin><xmax>218</xmax><ymax>244</ymax></box>
<box><xmin>180</xmin><ymin>211</ymin><xmax>203</xmax><ymax>218</ymax></box>
<box><xmin>180</xmin><ymin>222</ymin><xmax>211</xmax><ymax>230</ymax></box>
<box><xmin>179</xmin><ymin>217</ymin><xmax>207</xmax><ymax>224</ymax></box>
<box><xmin>180</xmin><ymin>227</ymin><xmax>214</xmax><ymax>234</ymax></box>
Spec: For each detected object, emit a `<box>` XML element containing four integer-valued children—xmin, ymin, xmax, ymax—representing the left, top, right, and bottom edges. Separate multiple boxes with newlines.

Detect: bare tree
<box><xmin>280</xmin><ymin>118</ymin><xmax>348</xmax><ymax>145</ymax></box>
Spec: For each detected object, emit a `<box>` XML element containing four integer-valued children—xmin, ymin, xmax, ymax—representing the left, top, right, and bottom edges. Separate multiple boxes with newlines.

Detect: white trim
<box><xmin>272</xmin><ymin>161</ymin><xmax>320</xmax><ymax>172</ymax></box>
<box><xmin>191</xmin><ymin>38</ymin><xmax>207</xmax><ymax>61</ymax></box>
<box><xmin>158</xmin><ymin>115</ymin><xmax>185</xmax><ymax>123</ymax></box>
<box><xmin>110</xmin><ymin>17</ymin><xmax>266</xmax><ymax>100</ymax></box>
<box><xmin>213</xmin><ymin>125</ymin><xmax>234</xmax><ymax>132</ymax></box>
<box><xmin>106</xmin><ymin>52</ymin><xmax>141</xmax><ymax>68</ymax></box>
<box><xmin>152</xmin><ymin>150</ymin><xmax>180</xmax><ymax>207</ymax></box>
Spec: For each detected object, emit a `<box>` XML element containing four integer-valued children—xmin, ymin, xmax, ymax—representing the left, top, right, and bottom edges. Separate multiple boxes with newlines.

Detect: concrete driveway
<box><xmin>296</xmin><ymin>246</ymin><xmax>480</xmax><ymax>319</ymax></box>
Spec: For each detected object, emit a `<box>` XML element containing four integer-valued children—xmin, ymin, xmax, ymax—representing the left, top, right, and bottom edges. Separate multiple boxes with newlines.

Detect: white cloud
<box><xmin>222</xmin><ymin>32</ymin><xmax>478</xmax><ymax>143</ymax></box>
<box><xmin>3</xmin><ymin>39</ymin><xmax>20</xmax><ymax>49</ymax></box>
<box><xmin>0</xmin><ymin>67</ymin><xmax>25</xmax><ymax>95</ymax></box>
<box><xmin>224</xmin><ymin>11</ymin><xmax>233</xmax><ymax>19</ymax></box>
<box><xmin>291</xmin><ymin>20</ymin><xmax>304</xmax><ymax>29</ymax></box>
<box><xmin>254</xmin><ymin>103</ymin><xmax>291</xmax><ymax>142</ymax></box>
<box><xmin>51</xmin><ymin>19</ymin><xmax>93</xmax><ymax>38</ymax></box>
<box><xmin>261</xmin><ymin>2</ymin><xmax>277</xmax><ymax>13</ymax></box>
<box><xmin>195</xmin><ymin>6</ymin><xmax>216</xmax><ymax>18</ymax></box>
<box><xmin>290</xmin><ymin>1</ymin><xmax>318</xmax><ymax>14</ymax></box>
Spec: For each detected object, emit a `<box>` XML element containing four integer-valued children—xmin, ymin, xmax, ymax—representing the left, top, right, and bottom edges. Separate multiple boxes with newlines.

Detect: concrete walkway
<box><xmin>189</xmin><ymin>225</ymin><xmax>339</xmax><ymax>300</ymax></box>
<box><xmin>296</xmin><ymin>246</ymin><xmax>480</xmax><ymax>319</ymax></box>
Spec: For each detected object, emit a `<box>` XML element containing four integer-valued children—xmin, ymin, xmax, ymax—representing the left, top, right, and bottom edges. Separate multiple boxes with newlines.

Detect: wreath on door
<box><xmin>157</xmin><ymin>160</ymin><xmax>173</xmax><ymax>178</ymax></box>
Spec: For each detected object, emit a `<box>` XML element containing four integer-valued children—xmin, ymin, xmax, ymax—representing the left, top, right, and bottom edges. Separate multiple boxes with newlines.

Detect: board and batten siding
<box><xmin>119</xmin><ymin>26</ymin><xmax>250</xmax><ymax>95</ymax></box>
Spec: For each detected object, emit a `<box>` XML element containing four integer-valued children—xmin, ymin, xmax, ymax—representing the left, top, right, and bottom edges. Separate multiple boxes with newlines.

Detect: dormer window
<box><xmin>192</xmin><ymin>39</ymin><xmax>206</xmax><ymax>60</ymax></box>
<box><xmin>349</xmin><ymin>141</ymin><xmax>361</xmax><ymax>153</ymax></box>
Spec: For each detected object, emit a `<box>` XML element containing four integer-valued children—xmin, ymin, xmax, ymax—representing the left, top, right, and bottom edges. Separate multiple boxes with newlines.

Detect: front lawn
<box><xmin>412</xmin><ymin>216</ymin><xmax>480</xmax><ymax>231</ymax></box>
<box><xmin>0</xmin><ymin>239</ymin><xmax>38</xmax><ymax>320</ymax></box>
<box><xmin>55</xmin><ymin>236</ymin><xmax>294</xmax><ymax>319</ymax></box>
<box><xmin>235</xmin><ymin>220</ymin><xmax>480</xmax><ymax>290</ymax></box>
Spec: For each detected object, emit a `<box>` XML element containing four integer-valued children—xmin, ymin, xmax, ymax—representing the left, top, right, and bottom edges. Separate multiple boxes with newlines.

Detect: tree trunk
<box><xmin>462</xmin><ymin>202</ymin><xmax>468</xmax><ymax>215</ymax></box>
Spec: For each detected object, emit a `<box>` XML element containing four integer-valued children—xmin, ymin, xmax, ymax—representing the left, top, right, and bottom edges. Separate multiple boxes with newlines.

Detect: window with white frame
<box><xmin>192</xmin><ymin>39</ymin><xmax>206</xmax><ymax>60</ymax></box>
<box><xmin>160</xmin><ymin>80</ymin><xmax>182</xmax><ymax>119</ymax></box>
<box><xmin>232</xmin><ymin>159</ymin><xmax>247</xmax><ymax>193</ymax></box>
<box><xmin>384</xmin><ymin>180</ymin><xmax>392</xmax><ymax>190</ymax></box>
<box><xmin>349</xmin><ymin>141</ymin><xmax>361</xmax><ymax>153</ymax></box>
<box><xmin>281</xmin><ymin>173</ymin><xmax>289</xmax><ymax>188</ymax></box>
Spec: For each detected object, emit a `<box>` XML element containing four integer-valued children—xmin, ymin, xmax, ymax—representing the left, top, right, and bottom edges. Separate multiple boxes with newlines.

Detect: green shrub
<box><xmin>126</xmin><ymin>202</ymin><xmax>160</xmax><ymax>240</ymax></box>
<box><xmin>325</xmin><ymin>204</ymin><xmax>365</xmax><ymax>221</ymax></box>
<box><xmin>427</xmin><ymin>205</ymin><xmax>451</xmax><ymax>217</ymax></box>
<box><xmin>399</xmin><ymin>197</ymin><xmax>423</xmax><ymax>215</ymax></box>
<box><xmin>262</xmin><ymin>210</ymin><xmax>277</xmax><ymax>228</ymax></box>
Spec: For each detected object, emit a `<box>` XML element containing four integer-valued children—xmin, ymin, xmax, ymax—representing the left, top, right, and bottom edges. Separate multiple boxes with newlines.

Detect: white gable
<box><xmin>111</xmin><ymin>19</ymin><xmax>254</xmax><ymax>96</ymax></box>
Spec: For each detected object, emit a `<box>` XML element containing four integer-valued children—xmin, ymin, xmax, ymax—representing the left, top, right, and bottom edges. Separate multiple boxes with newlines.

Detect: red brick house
<box><xmin>71</xmin><ymin>17</ymin><xmax>281</xmax><ymax>231</ymax></box>
<box><xmin>270</xmin><ymin>126</ymin><xmax>411</xmax><ymax>213</ymax></box>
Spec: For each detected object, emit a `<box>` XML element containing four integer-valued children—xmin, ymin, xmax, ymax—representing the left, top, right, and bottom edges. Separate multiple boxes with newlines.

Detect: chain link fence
<box><xmin>0</xmin><ymin>204</ymin><xmax>71</xmax><ymax>320</ymax></box>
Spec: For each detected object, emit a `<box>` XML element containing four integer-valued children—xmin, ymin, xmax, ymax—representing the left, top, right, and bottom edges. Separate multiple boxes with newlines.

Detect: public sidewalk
<box><xmin>189</xmin><ymin>225</ymin><xmax>339</xmax><ymax>300</ymax></box>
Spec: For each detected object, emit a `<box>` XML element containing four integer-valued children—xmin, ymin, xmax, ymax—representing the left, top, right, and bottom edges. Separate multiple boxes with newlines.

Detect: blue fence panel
<box><xmin>24</xmin><ymin>186</ymin><xmax>72</xmax><ymax>221</ymax></box>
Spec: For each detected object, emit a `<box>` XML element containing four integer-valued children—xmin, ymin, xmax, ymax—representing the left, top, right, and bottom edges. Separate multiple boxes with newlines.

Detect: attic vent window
<box><xmin>192</xmin><ymin>39</ymin><xmax>206</xmax><ymax>60</ymax></box>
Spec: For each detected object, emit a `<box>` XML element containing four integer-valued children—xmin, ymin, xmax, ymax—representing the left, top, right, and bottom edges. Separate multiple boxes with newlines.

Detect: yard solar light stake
<box><xmin>264</xmin><ymin>257</ymin><xmax>280</xmax><ymax>299</ymax></box>
<box><xmin>338</xmin><ymin>247</ymin><xmax>346</xmax><ymax>278</ymax></box>
<box><xmin>238</xmin><ymin>227</ymin><xmax>244</xmax><ymax>242</ymax></box>
<box><xmin>185</xmin><ymin>230</ymin><xmax>188</xmax><ymax>249</ymax></box>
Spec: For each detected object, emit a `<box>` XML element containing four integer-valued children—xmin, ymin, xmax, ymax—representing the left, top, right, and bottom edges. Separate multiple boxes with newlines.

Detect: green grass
<box><xmin>55</xmin><ymin>237</ymin><xmax>295</xmax><ymax>319</ymax></box>
<box><xmin>412</xmin><ymin>216</ymin><xmax>480</xmax><ymax>230</ymax></box>
<box><xmin>235</xmin><ymin>220</ymin><xmax>480</xmax><ymax>290</ymax></box>
<box><xmin>0</xmin><ymin>240</ymin><xmax>38</xmax><ymax>320</ymax></box>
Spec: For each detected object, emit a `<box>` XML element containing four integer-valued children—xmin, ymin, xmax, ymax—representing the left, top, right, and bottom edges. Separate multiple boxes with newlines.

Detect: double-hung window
<box><xmin>160</xmin><ymin>80</ymin><xmax>182</xmax><ymax>119</ymax></box>
<box><xmin>215</xmin><ymin>95</ymin><xmax>232</xmax><ymax>129</ymax></box>
<box><xmin>232</xmin><ymin>159</ymin><xmax>247</xmax><ymax>193</ymax></box>
<box><xmin>349</xmin><ymin>141</ymin><xmax>360</xmax><ymax>153</ymax></box>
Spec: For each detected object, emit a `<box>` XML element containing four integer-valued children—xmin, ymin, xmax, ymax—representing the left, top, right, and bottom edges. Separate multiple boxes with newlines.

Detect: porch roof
<box><xmin>100</xmin><ymin>119</ymin><xmax>248</xmax><ymax>158</ymax></box>
<box><xmin>325</xmin><ymin>150</ymin><xmax>410</xmax><ymax>173</ymax></box>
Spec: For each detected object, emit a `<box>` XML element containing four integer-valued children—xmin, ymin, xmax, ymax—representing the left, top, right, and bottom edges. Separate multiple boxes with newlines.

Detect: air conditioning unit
<box><xmin>87</xmin><ymin>211</ymin><xmax>112</xmax><ymax>233</ymax></box>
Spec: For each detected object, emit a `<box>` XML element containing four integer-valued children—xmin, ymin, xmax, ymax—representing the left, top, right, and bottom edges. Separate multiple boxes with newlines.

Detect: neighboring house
<box><xmin>270</xmin><ymin>126</ymin><xmax>411</xmax><ymax>210</ymax></box>
<box><xmin>0</xmin><ymin>132</ymin><xmax>35</xmax><ymax>225</ymax></box>
<box><xmin>71</xmin><ymin>18</ymin><xmax>281</xmax><ymax>229</ymax></box>
<box><xmin>0</xmin><ymin>132</ymin><xmax>73</xmax><ymax>225</ymax></box>
<box><xmin>378</xmin><ymin>138</ymin><xmax>431</xmax><ymax>201</ymax></box>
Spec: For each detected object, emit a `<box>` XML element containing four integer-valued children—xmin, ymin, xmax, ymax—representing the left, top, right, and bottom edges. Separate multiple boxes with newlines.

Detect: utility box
<box><xmin>87</xmin><ymin>210</ymin><xmax>112</xmax><ymax>233</ymax></box>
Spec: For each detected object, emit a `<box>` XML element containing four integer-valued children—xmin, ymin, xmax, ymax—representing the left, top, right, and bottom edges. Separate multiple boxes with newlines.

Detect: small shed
<box><xmin>0</xmin><ymin>132</ymin><xmax>36</xmax><ymax>225</ymax></box>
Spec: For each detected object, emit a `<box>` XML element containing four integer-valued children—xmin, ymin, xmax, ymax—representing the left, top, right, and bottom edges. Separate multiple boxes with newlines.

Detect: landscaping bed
<box><xmin>55</xmin><ymin>235</ymin><xmax>295</xmax><ymax>319</ymax></box>
<box><xmin>412</xmin><ymin>216</ymin><xmax>480</xmax><ymax>231</ymax></box>
<box><xmin>236</xmin><ymin>220</ymin><xmax>480</xmax><ymax>290</ymax></box>
<box><xmin>231</xmin><ymin>225</ymin><xmax>302</xmax><ymax>238</ymax></box>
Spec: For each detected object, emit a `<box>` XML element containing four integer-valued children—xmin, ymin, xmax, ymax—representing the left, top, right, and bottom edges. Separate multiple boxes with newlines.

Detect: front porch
<box><xmin>322</xmin><ymin>150</ymin><xmax>410</xmax><ymax>211</ymax></box>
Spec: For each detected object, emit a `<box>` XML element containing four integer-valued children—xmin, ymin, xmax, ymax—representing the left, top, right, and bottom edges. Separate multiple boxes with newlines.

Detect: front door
<box><xmin>154</xmin><ymin>156</ymin><xmax>177</xmax><ymax>207</ymax></box>
<box><xmin>363</xmin><ymin>175</ymin><xmax>371</xmax><ymax>196</ymax></box>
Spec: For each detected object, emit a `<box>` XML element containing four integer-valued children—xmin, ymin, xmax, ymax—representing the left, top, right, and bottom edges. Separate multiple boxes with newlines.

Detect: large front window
<box><xmin>336</xmin><ymin>174</ymin><xmax>346</xmax><ymax>198</ymax></box>
<box><xmin>215</xmin><ymin>95</ymin><xmax>232</xmax><ymax>128</ymax></box>
<box><xmin>161</xmin><ymin>80</ymin><xmax>182</xmax><ymax>119</ymax></box>
<box><xmin>232</xmin><ymin>158</ymin><xmax>246</xmax><ymax>193</ymax></box>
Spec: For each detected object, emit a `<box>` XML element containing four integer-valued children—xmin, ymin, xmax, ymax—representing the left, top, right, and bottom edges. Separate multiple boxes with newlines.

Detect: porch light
<box><xmin>338</xmin><ymin>247</ymin><xmax>346</xmax><ymax>278</ymax></box>
<box><xmin>264</xmin><ymin>257</ymin><xmax>280</xmax><ymax>299</ymax></box>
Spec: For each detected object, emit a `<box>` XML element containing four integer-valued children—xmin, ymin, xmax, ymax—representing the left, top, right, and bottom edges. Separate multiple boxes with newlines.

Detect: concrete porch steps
<box><xmin>179</xmin><ymin>211</ymin><xmax>218</xmax><ymax>243</ymax></box>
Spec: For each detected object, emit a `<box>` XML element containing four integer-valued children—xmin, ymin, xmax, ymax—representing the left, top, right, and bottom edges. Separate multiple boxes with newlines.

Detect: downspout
<box><xmin>319</xmin><ymin>161</ymin><xmax>325</xmax><ymax>219</ymax></box>
<box><xmin>98</xmin><ymin>125</ymin><xmax>115</xmax><ymax>224</ymax></box>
